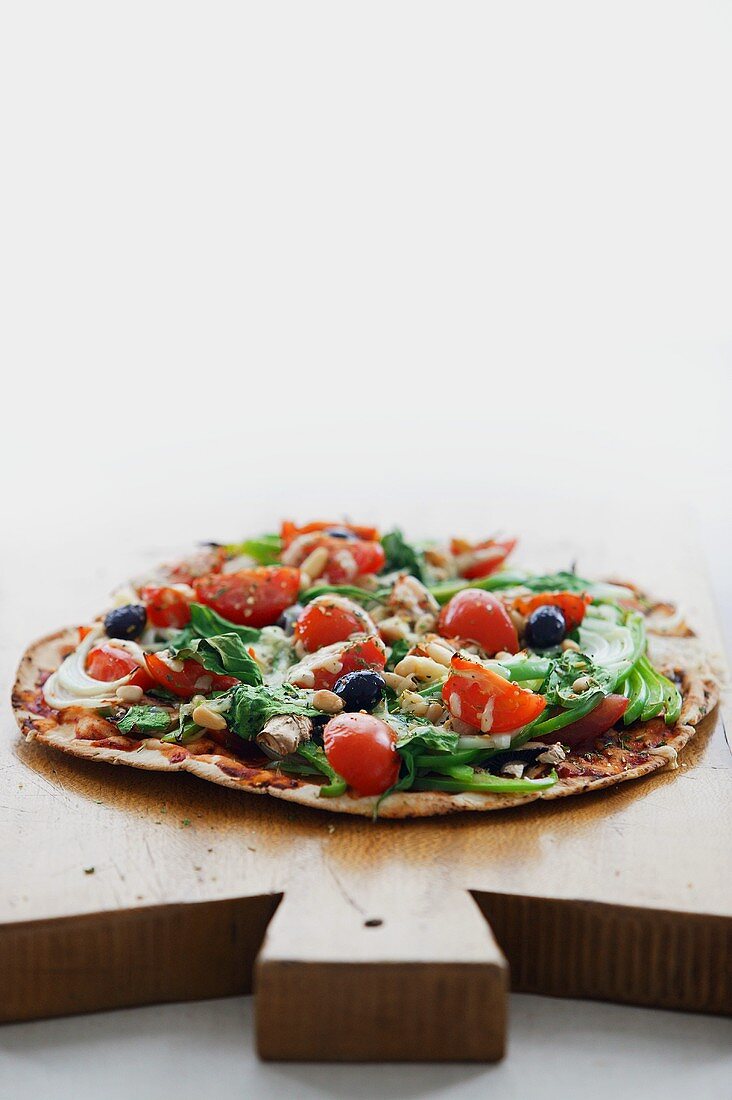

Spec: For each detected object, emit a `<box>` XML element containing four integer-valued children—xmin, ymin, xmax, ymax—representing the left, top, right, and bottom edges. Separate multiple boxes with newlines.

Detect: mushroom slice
<box><xmin>256</xmin><ymin>714</ymin><xmax>313</xmax><ymax>757</ymax></box>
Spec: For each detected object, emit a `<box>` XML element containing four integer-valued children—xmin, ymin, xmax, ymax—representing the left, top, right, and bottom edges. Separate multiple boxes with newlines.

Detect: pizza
<box><xmin>13</xmin><ymin>520</ymin><xmax>721</xmax><ymax>818</ymax></box>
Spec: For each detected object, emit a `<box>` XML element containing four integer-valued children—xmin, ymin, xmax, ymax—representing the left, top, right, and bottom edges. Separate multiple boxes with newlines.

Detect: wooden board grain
<box><xmin>1</xmin><ymin>522</ymin><xmax>730</xmax><ymax>1061</ymax></box>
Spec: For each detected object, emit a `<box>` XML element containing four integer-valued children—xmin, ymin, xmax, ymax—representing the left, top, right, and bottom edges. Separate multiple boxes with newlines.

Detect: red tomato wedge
<box><xmin>451</xmin><ymin>538</ymin><xmax>517</xmax><ymax>580</ymax></box>
<box><xmin>193</xmin><ymin>567</ymin><xmax>300</xmax><ymax>627</ymax></box>
<box><xmin>145</xmin><ymin>651</ymin><xmax>238</xmax><ymax>698</ymax></box>
<box><xmin>552</xmin><ymin>694</ymin><xmax>629</xmax><ymax>746</ymax></box>
<box><xmin>281</xmin><ymin>520</ymin><xmax>379</xmax><ymax>547</ymax></box>
<box><xmin>513</xmin><ymin>591</ymin><xmax>591</xmax><ymax>632</ymax></box>
<box><xmin>293</xmin><ymin>596</ymin><xmax>377</xmax><ymax>652</ymax></box>
<box><xmin>288</xmin><ymin>635</ymin><xmax>386</xmax><ymax>691</ymax></box>
<box><xmin>141</xmin><ymin>585</ymin><xmax>194</xmax><ymax>628</ymax></box>
<box><xmin>438</xmin><ymin>590</ymin><xmax>518</xmax><ymax>656</ymax></box>
<box><xmin>86</xmin><ymin>645</ymin><xmax>154</xmax><ymax>690</ymax></box>
<box><xmin>323</xmin><ymin>712</ymin><xmax>400</xmax><ymax>796</ymax></box>
<box><xmin>443</xmin><ymin>654</ymin><xmax>546</xmax><ymax>734</ymax></box>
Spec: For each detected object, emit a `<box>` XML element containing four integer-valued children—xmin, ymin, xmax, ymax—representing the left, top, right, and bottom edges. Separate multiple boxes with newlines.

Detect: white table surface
<box><xmin>2</xmin><ymin>993</ymin><xmax>731</xmax><ymax>1100</ymax></box>
<box><xmin>2</xmin><ymin>1</ymin><xmax>732</xmax><ymax>1093</ymax></box>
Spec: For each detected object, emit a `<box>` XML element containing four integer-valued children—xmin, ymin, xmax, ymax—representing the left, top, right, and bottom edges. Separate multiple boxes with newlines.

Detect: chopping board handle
<box><xmin>254</xmin><ymin>874</ymin><xmax>508</xmax><ymax>1062</ymax></box>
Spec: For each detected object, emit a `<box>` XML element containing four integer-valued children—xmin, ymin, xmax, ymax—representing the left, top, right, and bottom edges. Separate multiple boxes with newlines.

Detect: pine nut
<box><xmin>292</xmin><ymin>668</ymin><xmax>315</xmax><ymax>688</ymax></box>
<box><xmin>300</xmin><ymin>546</ymin><xmax>329</xmax><ymax>582</ymax></box>
<box><xmin>572</xmin><ymin>676</ymin><xmax>591</xmax><ymax>693</ymax></box>
<box><xmin>116</xmin><ymin>684</ymin><xmax>143</xmax><ymax>703</ymax></box>
<box><xmin>508</xmin><ymin>609</ymin><xmax>526</xmax><ymax>632</ymax></box>
<box><xmin>192</xmin><ymin>704</ymin><xmax>227</xmax><ymax>731</ymax></box>
<box><xmin>393</xmin><ymin>654</ymin><xmax>446</xmax><ymax>685</ymax></box>
<box><xmin>426</xmin><ymin>702</ymin><xmax>447</xmax><ymax>723</ymax></box>
<box><xmin>383</xmin><ymin>671</ymin><xmax>410</xmax><ymax>694</ymax></box>
<box><xmin>424</xmin><ymin>641</ymin><xmax>453</xmax><ymax>667</ymax></box>
<box><xmin>379</xmin><ymin>616</ymin><xmax>412</xmax><ymax>642</ymax></box>
<box><xmin>312</xmin><ymin>689</ymin><xmax>344</xmax><ymax>714</ymax></box>
<box><xmin>562</xmin><ymin>638</ymin><xmax>580</xmax><ymax>652</ymax></box>
<box><xmin>400</xmin><ymin>690</ymin><xmax>430</xmax><ymax>718</ymax></box>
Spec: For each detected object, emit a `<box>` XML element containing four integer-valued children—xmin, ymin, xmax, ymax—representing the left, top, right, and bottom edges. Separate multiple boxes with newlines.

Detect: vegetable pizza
<box><xmin>13</xmin><ymin>521</ymin><xmax>720</xmax><ymax>817</ymax></box>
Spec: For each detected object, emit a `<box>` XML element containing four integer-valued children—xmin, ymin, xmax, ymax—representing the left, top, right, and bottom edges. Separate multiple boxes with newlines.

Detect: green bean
<box><xmin>414</xmin><ymin>748</ymin><xmax>485</xmax><ymax>770</ymax></box>
<box><xmin>427</xmin><ymin>572</ymin><xmax>528</xmax><ymax>605</ymax></box>
<box><xmin>412</xmin><ymin>771</ymin><xmax>558</xmax><ymax>794</ymax></box>
<box><xmin>658</xmin><ymin>671</ymin><xmax>683</xmax><ymax>725</ymax></box>
<box><xmin>530</xmin><ymin>691</ymin><xmax>604</xmax><ymax>739</ymax></box>
<box><xmin>300</xmin><ymin>584</ymin><xmax>390</xmax><ymax>605</ymax></box>
<box><xmin>622</xmin><ymin>665</ymin><xmax>648</xmax><ymax>725</ymax></box>
<box><xmin>638</xmin><ymin>657</ymin><xmax>665</xmax><ymax>721</ymax></box>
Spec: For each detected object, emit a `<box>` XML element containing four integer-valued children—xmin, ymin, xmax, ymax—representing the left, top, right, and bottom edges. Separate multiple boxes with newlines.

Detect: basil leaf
<box><xmin>170</xmin><ymin>603</ymin><xmax>261</xmax><ymax>651</ymax></box>
<box><xmin>116</xmin><ymin>706</ymin><xmax>175</xmax><ymax>736</ymax></box>
<box><xmin>225</xmin><ymin>534</ymin><xmax>282</xmax><ymax>565</ymax></box>
<box><xmin>380</xmin><ymin>529</ymin><xmax>426</xmax><ymax>581</ymax></box>
<box><xmin>394</xmin><ymin>725</ymin><xmax>459</xmax><ymax>791</ymax></box>
<box><xmin>174</xmin><ymin>633</ymin><xmax>263</xmax><ymax>686</ymax></box>
<box><xmin>540</xmin><ymin>650</ymin><xmax>613</xmax><ymax>708</ymax></box>
<box><xmin>386</xmin><ymin>638</ymin><xmax>410</xmax><ymax>671</ymax></box>
<box><xmin>294</xmin><ymin>742</ymin><xmax>347</xmax><ymax>797</ymax></box>
<box><xmin>161</xmin><ymin>715</ymin><xmax>203</xmax><ymax>744</ymax></box>
<box><xmin>227</xmin><ymin>682</ymin><xmax>318</xmax><ymax>739</ymax></box>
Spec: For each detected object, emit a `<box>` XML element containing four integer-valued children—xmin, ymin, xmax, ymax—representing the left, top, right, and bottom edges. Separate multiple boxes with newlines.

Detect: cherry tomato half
<box><xmin>284</xmin><ymin>533</ymin><xmax>385</xmax><ymax>584</ymax></box>
<box><xmin>451</xmin><ymin>538</ymin><xmax>517</xmax><ymax>580</ymax></box>
<box><xmin>443</xmin><ymin>653</ymin><xmax>546</xmax><ymax>733</ymax></box>
<box><xmin>513</xmin><ymin>591</ymin><xmax>591</xmax><ymax>632</ymax></box>
<box><xmin>141</xmin><ymin>585</ymin><xmax>194</xmax><ymax>629</ymax></box>
<box><xmin>193</xmin><ymin>567</ymin><xmax>300</xmax><ymax>627</ymax></box>
<box><xmin>144</xmin><ymin>651</ymin><xmax>238</xmax><ymax>698</ymax></box>
<box><xmin>438</xmin><ymin>590</ymin><xmax>518</xmax><ymax>656</ymax></box>
<box><xmin>324</xmin><ymin>537</ymin><xmax>386</xmax><ymax>583</ymax></box>
<box><xmin>323</xmin><ymin>712</ymin><xmax>400</xmax><ymax>796</ymax></box>
<box><xmin>86</xmin><ymin>645</ymin><xmax>154</xmax><ymax>690</ymax></box>
<box><xmin>288</xmin><ymin>635</ymin><xmax>387</xmax><ymax>691</ymax></box>
<box><xmin>293</xmin><ymin>596</ymin><xmax>377</xmax><ymax>653</ymax></box>
<box><xmin>281</xmin><ymin>520</ymin><xmax>380</xmax><ymax>547</ymax></box>
<box><xmin>553</xmin><ymin>694</ymin><xmax>629</xmax><ymax>747</ymax></box>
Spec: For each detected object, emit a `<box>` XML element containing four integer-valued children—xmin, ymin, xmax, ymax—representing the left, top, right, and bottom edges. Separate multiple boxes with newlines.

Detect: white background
<box><xmin>1</xmin><ymin>1</ymin><xmax>730</xmax><ymax>1096</ymax></box>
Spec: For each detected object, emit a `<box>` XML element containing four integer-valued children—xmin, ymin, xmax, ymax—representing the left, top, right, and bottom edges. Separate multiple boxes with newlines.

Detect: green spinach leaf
<box><xmin>116</xmin><ymin>706</ymin><xmax>175</xmax><ymax>736</ymax></box>
<box><xmin>540</xmin><ymin>650</ymin><xmax>613</xmax><ymax>707</ymax></box>
<box><xmin>380</xmin><ymin>529</ymin><xmax>426</xmax><ymax>581</ymax></box>
<box><xmin>225</xmin><ymin>534</ymin><xmax>282</xmax><ymax>565</ymax></box>
<box><xmin>173</xmin><ymin>633</ymin><xmax>263</xmax><ymax>685</ymax></box>
<box><xmin>227</xmin><ymin>682</ymin><xmax>319</xmax><ymax>739</ymax></box>
<box><xmin>170</xmin><ymin>603</ymin><xmax>261</xmax><ymax>652</ymax></box>
<box><xmin>386</xmin><ymin>638</ymin><xmax>410</xmax><ymax>671</ymax></box>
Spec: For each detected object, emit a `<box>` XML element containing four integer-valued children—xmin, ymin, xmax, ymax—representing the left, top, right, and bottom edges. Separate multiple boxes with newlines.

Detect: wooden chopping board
<box><xmin>2</xmin><ymin>526</ymin><xmax>730</xmax><ymax>1062</ymax></box>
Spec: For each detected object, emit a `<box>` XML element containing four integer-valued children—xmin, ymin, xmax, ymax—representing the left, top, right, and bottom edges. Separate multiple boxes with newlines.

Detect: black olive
<box><xmin>277</xmin><ymin>603</ymin><xmax>304</xmax><ymax>635</ymax></box>
<box><xmin>104</xmin><ymin>604</ymin><xmax>147</xmax><ymax>641</ymax></box>
<box><xmin>324</xmin><ymin>526</ymin><xmax>357</xmax><ymax>539</ymax></box>
<box><xmin>525</xmin><ymin>605</ymin><xmax>566</xmax><ymax>649</ymax></box>
<box><xmin>333</xmin><ymin>670</ymin><xmax>385</xmax><ymax>712</ymax></box>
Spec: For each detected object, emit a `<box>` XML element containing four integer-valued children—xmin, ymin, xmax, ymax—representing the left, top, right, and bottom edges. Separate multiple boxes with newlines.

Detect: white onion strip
<box><xmin>43</xmin><ymin>625</ymin><xmax>144</xmax><ymax>710</ymax></box>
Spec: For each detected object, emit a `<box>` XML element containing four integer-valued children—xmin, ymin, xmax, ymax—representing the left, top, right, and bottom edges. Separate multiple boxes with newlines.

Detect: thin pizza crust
<box><xmin>12</xmin><ymin>618</ymin><xmax>722</xmax><ymax>819</ymax></box>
